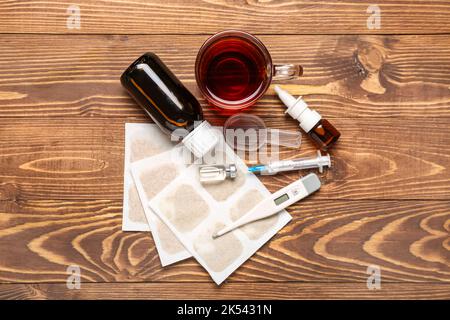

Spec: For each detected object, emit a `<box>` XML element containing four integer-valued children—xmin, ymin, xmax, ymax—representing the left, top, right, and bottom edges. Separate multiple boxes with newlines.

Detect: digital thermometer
<box><xmin>212</xmin><ymin>173</ymin><xmax>321</xmax><ymax>239</ymax></box>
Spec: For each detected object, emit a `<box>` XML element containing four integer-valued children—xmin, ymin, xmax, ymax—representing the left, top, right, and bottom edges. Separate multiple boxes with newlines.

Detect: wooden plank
<box><xmin>0</xmin><ymin>34</ymin><xmax>449</xmax><ymax>119</ymax></box>
<box><xmin>0</xmin><ymin>199</ymin><xmax>448</xmax><ymax>283</ymax></box>
<box><xmin>0</xmin><ymin>1</ymin><xmax>449</xmax><ymax>35</ymax></box>
<box><xmin>1</xmin><ymin>282</ymin><xmax>450</xmax><ymax>300</ymax></box>
<box><xmin>0</xmin><ymin>118</ymin><xmax>449</xmax><ymax>200</ymax></box>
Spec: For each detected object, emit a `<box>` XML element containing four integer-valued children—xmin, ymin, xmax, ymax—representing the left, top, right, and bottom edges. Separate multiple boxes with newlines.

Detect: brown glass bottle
<box><xmin>121</xmin><ymin>52</ymin><xmax>203</xmax><ymax>138</ymax></box>
<box><xmin>121</xmin><ymin>53</ymin><xmax>218</xmax><ymax>158</ymax></box>
<box><xmin>308</xmin><ymin>119</ymin><xmax>341</xmax><ymax>151</ymax></box>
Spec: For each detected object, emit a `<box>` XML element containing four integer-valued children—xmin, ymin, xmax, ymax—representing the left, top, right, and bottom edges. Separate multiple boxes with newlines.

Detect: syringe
<box><xmin>248</xmin><ymin>151</ymin><xmax>331</xmax><ymax>175</ymax></box>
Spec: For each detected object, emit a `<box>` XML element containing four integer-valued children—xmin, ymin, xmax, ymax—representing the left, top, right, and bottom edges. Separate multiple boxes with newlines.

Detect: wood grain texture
<box><xmin>1</xmin><ymin>118</ymin><xmax>449</xmax><ymax>201</ymax></box>
<box><xmin>0</xmin><ymin>199</ymin><xmax>448</xmax><ymax>283</ymax></box>
<box><xmin>1</xmin><ymin>282</ymin><xmax>450</xmax><ymax>300</ymax></box>
<box><xmin>0</xmin><ymin>34</ymin><xmax>449</xmax><ymax>119</ymax></box>
<box><xmin>0</xmin><ymin>1</ymin><xmax>449</xmax><ymax>299</ymax></box>
<box><xmin>0</xmin><ymin>0</ymin><xmax>450</xmax><ymax>35</ymax></box>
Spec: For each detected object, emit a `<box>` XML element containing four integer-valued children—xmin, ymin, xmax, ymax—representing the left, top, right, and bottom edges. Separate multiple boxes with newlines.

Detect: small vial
<box><xmin>199</xmin><ymin>164</ymin><xmax>237</xmax><ymax>183</ymax></box>
<box><xmin>274</xmin><ymin>86</ymin><xmax>340</xmax><ymax>151</ymax></box>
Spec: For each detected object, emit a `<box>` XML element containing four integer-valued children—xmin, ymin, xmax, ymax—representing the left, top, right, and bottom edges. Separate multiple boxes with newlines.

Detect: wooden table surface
<box><xmin>0</xmin><ymin>0</ymin><xmax>449</xmax><ymax>300</ymax></box>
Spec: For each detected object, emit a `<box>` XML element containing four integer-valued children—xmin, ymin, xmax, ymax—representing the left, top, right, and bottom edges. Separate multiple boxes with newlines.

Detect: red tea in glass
<box><xmin>195</xmin><ymin>30</ymin><xmax>302</xmax><ymax>111</ymax></box>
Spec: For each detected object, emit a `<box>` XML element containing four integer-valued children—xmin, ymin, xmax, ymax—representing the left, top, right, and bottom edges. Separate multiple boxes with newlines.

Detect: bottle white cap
<box><xmin>274</xmin><ymin>85</ymin><xmax>321</xmax><ymax>133</ymax></box>
<box><xmin>182</xmin><ymin>120</ymin><xmax>218</xmax><ymax>158</ymax></box>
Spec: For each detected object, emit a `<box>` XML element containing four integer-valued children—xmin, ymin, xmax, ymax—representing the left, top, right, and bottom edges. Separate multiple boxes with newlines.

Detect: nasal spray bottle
<box><xmin>121</xmin><ymin>53</ymin><xmax>218</xmax><ymax>158</ymax></box>
<box><xmin>274</xmin><ymin>86</ymin><xmax>340</xmax><ymax>151</ymax></box>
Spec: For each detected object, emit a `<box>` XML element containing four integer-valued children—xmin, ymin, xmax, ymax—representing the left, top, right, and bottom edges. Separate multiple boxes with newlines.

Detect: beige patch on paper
<box><xmin>140</xmin><ymin>164</ymin><xmax>179</xmax><ymax>199</ymax></box>
<box><xmin>202</xmin><ymin>167</ymin><xmax>246</xmax><ymax>202</ymax></box>
<box><xmin>193</xmin><ymin>222</ymin><xmax>243</xmax><ymax>273</ymax></box>
<box><xmin>156</xmin><ymin>220</ymin><xmax>185</xmax><ymax>254</ymax></box>
<box><xmin>230</xmin><ymin>189</ymin><xmax>279</xmax><ymax>240</ymax></box>
<box><xmin>128</xmin><ymin>183</ymin><xmax>147</xmax><ymax>223</ymax></box>
<box><xmin>159</xmin><ymin>184</ymin><xmax>209</xmax><ymax>233</ymax></box>
<box><xmin>130</xmin><ymin>136</ymin><xmax>171</xmax><ymax>162</ymax></box>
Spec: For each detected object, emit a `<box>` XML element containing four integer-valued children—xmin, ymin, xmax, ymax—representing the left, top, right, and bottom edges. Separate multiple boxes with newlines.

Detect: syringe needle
<box><xmin>248</xmin><ymin>151</ymin><xmax>331</xmax><ymax>175</ymax></box>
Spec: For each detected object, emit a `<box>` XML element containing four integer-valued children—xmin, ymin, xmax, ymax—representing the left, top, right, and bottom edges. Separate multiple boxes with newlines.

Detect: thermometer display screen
<box><xmin>274</xmin><ymin>193</ymin><xmax>289</xmax><ymax>205</ymax></box>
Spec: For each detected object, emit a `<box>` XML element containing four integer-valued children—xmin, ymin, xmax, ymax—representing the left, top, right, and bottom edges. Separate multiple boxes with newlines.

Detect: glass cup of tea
<box><xmin>195</xmin><ymin>30</ymin><xmax>302</xmax><ymax>111</ymax></box>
